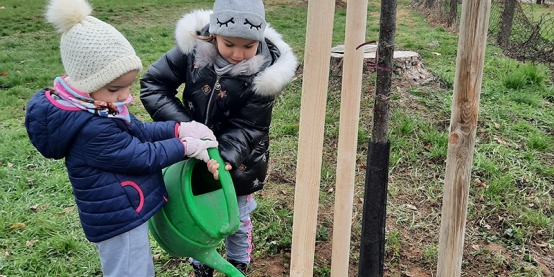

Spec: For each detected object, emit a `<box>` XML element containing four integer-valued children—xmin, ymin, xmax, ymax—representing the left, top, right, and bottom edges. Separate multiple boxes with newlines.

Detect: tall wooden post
<box><xmin>330</xmin><ymin>0</ymin><xmax>368</xmax><ymax>275</ymax></box>
<box><xmin>289</xmin><ymin>0</ymin><xmax>335</xmax><ymax>276</ymax></box>
<box><xmin>437</xmin><ymin>1</ymin><xmax>491</xmax><ymax>276</ymax></box>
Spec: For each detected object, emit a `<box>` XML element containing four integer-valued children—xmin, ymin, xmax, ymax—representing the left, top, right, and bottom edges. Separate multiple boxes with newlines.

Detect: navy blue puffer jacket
<box><xmin>25</xmin><ymin>89</ymin><xmax>185</xmax><ymax>242</ymax></box>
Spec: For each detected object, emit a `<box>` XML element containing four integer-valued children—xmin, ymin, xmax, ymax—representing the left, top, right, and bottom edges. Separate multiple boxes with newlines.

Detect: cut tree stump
<box><xmin>330</xmin><ymin>43</ymin><xmax>433</xmax><ymax>85</ymax></box>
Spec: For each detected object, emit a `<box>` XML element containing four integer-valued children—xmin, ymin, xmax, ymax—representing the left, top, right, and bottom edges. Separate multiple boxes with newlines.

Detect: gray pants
<box><xmin>95</xmin><ymin>222</ymin><xmax>155</xmax><ymax>277</ymax></box>
<box><xmin>191</xmin><ymin>194</ymin><xmax>257</xmax><ymax>265</ymax></box>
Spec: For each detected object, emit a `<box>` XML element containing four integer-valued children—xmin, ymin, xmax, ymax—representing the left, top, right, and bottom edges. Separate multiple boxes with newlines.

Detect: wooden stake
<box><xmin>289</xmin><ymin>0</ymin><xmax>335</xmax><ymax>276</ymax></box>
<box><xmin>437</xmin><ymin>1</ymin><xmax>491</xmax><ymax>276</ymax></box>
<box><xmin>330</xmin><ymin>0</ymin><xmax>368</xmax><ymax>275</ymax></box>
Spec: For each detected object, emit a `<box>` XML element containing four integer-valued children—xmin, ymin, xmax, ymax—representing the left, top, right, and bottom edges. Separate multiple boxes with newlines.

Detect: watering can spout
<box><xmin>194</xmin><ymin>249</ymin><xmax>245</xmax><ymax>277</ymax></box>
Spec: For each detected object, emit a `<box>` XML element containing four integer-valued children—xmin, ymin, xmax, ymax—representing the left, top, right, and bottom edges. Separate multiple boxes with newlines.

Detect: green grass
<box><xmin>1</xmin><ymin>0</ymin><xmax>554</xmax><ymax>276</ymax></box>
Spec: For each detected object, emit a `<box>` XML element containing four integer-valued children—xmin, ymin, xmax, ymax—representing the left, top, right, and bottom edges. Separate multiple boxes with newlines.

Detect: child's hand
<box><xmin>179</xmin><ymin>121</ymin><xmax>216</xmax><ymax>141</ymax></box>
<box><xmin>207</xmin><ymin>160</ymin><xmax>232</xmax><ymax>180</ymax></box>
<box><xmin>182</xmin><ymin>137</ymin><xmax>218</xmax><ymax>162</ymax></box>
<box><xmin>207</xmin><ymin>159</ymin><xmax>220</xmax><ymax>180</ymax></box>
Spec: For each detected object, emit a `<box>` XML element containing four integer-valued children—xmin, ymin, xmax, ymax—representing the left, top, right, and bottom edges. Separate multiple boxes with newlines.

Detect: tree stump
<box><xmin>330</xmin><ymin>43</ymin><xmax>433</xmax><ymax>85</ymax></box>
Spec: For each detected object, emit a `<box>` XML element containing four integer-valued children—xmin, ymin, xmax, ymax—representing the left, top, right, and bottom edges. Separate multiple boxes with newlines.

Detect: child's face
<box><xmin>215</xmin><ymin>35</ymin><xmax>259</xmax><ymax>64</ymax></box>
<box><xmin>89</xmin><ymin>70</ymin><xmax>138</xmax><ymax>103</ymax></box>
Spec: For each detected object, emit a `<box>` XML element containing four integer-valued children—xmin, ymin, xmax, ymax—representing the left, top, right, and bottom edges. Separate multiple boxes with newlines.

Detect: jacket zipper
<box><xmin>205</xmin><ymin>75</ymin><xmax>221</xmax><ymax>125</ymax></box>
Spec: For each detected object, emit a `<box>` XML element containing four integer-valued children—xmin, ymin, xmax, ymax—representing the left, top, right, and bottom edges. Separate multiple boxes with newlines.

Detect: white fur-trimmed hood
<box><xmin>175</xmin><ymin>10</ymin><xmax>297</xmax><ymax>97</ymax></box>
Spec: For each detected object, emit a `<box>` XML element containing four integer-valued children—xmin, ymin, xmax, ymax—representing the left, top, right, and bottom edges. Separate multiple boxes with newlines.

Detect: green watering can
<box><xmin>148</xmin><ymin>148</ymin><xmax>244</xmax><ymax>277</ymax></box>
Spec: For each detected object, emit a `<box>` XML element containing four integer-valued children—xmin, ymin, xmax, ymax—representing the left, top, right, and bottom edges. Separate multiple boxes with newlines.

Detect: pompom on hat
<box><xmin>46</xmin><ymin>0</ymin><xmax>142</xmax><ymax>93</ymax></box>
<box><xmin>209</xmin><ymin>0</ymin><xmax>267</xmax><ymax>42</ymax></box>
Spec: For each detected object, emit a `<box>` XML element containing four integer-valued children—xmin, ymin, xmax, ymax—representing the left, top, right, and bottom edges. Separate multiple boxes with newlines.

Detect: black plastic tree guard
<box><xmin>358</xmin><ymin>141</ymin><xmax>390</xmax><ymax>277</ymax></box>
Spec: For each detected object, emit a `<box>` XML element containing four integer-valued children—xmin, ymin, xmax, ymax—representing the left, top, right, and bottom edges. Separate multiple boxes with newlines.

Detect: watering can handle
<box><xmin>206</xmin><ymin>147</ymin><xmax>240</xmax><ymax>236</ymax></box>
<box><xmin>182</xmin><ymin>147</ymin><xmax>240</xmax><ymax>239</ymax></box>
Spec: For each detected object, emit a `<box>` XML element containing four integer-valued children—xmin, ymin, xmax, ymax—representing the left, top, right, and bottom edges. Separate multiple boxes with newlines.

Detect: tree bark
<box><xmin>425</xmin><ymin>0</ymin><xmax>435</xmax><ymax>8</ymax></box>
<box><xmin>498</xmin><ymin>0</ymin><xmax>516</xmax><ymax>48</ymax></box>
<box><xmin>448</xmin><ymin>0</ymin><xmax>458</xmax><ymax>27</ymax></box>
<box><xmin>371</xmin><ymin>3</ymin><xmax>397</xmax><ymax>143</ymax></box>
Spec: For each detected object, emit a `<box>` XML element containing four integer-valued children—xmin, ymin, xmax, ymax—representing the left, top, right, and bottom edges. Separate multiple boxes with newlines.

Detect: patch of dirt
<box><xmin>250</xmin><ymin>255</ymin><xmax>290</xmax><ymax>276</ymax></box>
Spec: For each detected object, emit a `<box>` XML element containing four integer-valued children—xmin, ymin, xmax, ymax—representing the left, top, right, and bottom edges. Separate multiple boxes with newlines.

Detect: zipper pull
<box><xmin>214</xmin><ymin>76</ymin><xmax>221</xmax><ymax>91</ymax></box>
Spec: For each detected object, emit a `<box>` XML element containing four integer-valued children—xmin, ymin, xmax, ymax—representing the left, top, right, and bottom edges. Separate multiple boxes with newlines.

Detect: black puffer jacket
<box><xmin>140</xmin><ymin>10</ymin><xmax>297</xmax><ymax>196</ymax></box>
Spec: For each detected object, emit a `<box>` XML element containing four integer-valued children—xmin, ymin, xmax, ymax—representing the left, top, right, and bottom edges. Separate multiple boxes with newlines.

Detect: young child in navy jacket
<box><xmin>25</xmin><ymin>0</ymin><xmax>218</xmax><ymax>276</ymax></box>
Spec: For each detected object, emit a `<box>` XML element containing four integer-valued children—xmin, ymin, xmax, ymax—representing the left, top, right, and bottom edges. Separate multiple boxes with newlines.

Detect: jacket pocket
<box><xmin>121</xmin><ymin>181</ymin><xmax>145</xmax><ymax>213</ymax></box>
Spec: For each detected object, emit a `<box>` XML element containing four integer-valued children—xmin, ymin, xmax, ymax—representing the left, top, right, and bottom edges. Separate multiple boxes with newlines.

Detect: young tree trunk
<box><xmin>498</xmin><ymin>0</ymin><xmax>516</xmax><ymax>48</ymax></box>
<box><xmin>411</xmin><ymin>0</ymin><xmax>424</xmax><ymax>7</ymax></box>
<box><xmin>358</xmin><ymin>0</ymin><xmax>397</xmax><ymax>276</ymax></box>
<box><xmin>448</xmin><ymin>0</ymin><xmax>458</xmax><ymax>27</ymax></box>
<box><xmin>425</xmin><ymin>0</ymin><xmax>435</xmax><ymax>8</ymax></box>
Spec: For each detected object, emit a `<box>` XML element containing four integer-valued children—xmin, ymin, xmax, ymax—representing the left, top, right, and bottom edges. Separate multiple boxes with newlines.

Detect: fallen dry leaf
<box><xmin>494</xmin><ymin>137</ymin><xmax>507</xmax><ymax>145</ymax></box>
<box><xmin>535</xmin><ymin>241</ymin><xmax>548</xmax><ymax>248</ymax></box>
<box><xmin>474</xmin><ymin>181</ymin><xmax>487</xmax><ymax>188</ymax></box>
<box><xmin>406</xmin><ymin>204</ymin><xmax>418</xmax><ymax>211</ymax></box>
<box><xmin>10</xmin><ymin>223</ymin><xmax>26</xmax><ymax>229</ymax></box>
<box><xmin>30</xmin><ymin>204</ymin><xmax>40</xmax><ymax>211</ymax></box>
<box><xmin>56</xmin><ymin>206</ymin><xmax>75</xmax><ymax>216</ymax></box>
<box><xmin>1</xmin><ymin>71</ymin><xmax>7</xmax><ymax>76</ymax></box>
<box><xmin>26</xmin><ymin>240</ymin><xmax>38</xmax><ymax>247</ymax></box>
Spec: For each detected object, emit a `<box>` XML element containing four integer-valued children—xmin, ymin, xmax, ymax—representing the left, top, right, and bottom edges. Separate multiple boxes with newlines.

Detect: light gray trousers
<box><xmin>95</xmin><ymin>222</ymin><xmax>155</xmax><ymax>277</ymax></box>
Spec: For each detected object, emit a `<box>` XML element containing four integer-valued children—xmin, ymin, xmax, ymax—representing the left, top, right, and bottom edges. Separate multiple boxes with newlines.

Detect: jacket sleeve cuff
<box><xmin>174</xmin><ymin>123</ymin><xmax>180</xmax><ymax>138</ymax></box>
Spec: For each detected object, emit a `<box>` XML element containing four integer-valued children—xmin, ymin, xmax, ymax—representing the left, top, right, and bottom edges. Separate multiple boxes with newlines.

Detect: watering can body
<box><xmin>148</xmin><ymin>148</ymin><xmax>244</xmax><ymax>277</ymax></box>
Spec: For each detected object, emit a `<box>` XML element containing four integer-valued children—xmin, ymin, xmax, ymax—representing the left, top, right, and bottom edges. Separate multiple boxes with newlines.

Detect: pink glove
<box><xmin>179</xmin><ymin>121</ymin><xmax>216</xmax><ymax>141</ymax></box>
<box><xmin>182</xmin><ymin>137</ymin><xmax>219</xmax><ymax>163</ymax></box>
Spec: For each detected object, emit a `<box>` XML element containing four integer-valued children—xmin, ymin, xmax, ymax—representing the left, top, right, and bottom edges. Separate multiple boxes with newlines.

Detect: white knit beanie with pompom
<box><xmin>46</xmin><ymin>0</ymin><xmax>142</xmax><ymax>93</ymax></box>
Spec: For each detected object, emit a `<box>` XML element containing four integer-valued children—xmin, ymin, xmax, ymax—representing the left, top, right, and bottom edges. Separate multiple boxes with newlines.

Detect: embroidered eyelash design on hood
<box><xmin>175</xmin><ymin>9</ymin><xmax>297</xmax><ymax>97</ymax></box>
